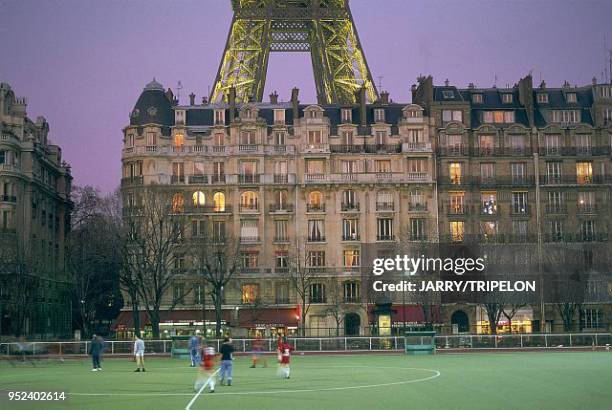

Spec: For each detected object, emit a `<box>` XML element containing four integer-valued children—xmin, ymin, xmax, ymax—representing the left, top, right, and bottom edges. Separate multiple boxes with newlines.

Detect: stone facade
<box><xmin>0</xmin><ymin>82</ymin><xmax>73</xmax><ymax>339</ymax></box>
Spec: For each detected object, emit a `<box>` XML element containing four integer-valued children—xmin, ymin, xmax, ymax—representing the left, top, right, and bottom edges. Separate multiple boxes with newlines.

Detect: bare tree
<box><xmin>0</xmin><ymin>233</ymin><xmax>33</xmax><ymax>337</ymax></box>
<box><xmin>69</xmin><ymin>186</ymin><xmax>123</xmax><ymax>338</ymax></box>
<box><xmin>287</xmin><ymin>238</ymin><xmax>317</xmax><ymax>337</ymax></box>
<box><xmin>324</xmin><ymin>280</ymin><xmax>347</xmax><ymax>336</ymax></box>
<box><xmin>122</xmin><ymin>188</ymin><xmax>190</xmax><ymax>338</ymax></box>
<box><xmin>190</xmin><ymin>226</ymin><xmax>240</xmax><ymax>338</ymax></box>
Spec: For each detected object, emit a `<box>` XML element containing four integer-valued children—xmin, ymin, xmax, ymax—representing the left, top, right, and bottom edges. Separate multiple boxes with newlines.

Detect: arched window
<box><xmin>308</xmin><ymin>191</ymin><xmax>324</xmax><ymax>211</ymax></box>
<box><xmin>172</xmin><ymin>193</ymin><xmax>184</xmax><ymax>213</ymax></box>
<box><xmin>240</xmin><ymin>191</ymin><xmax>259</xmax><ymax>211</ymax></box>
<box><xmin>192</xmin><ymin>191</ymin><xmax>205</xmax><ymax>207</ymax></box>
<box><xmin>213</xmin><ymin>192</ymin><xmax>225</xmax><ymax>212</ymax></box>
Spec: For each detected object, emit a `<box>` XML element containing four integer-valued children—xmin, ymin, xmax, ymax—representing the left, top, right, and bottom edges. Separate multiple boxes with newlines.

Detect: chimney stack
<box><xmin>379</xmin><ymin>91</ymin><xmax>389</xmax><ymax>104</ymax></box>
<box><xmin>358</xmin><ymin>86</ymin><xmax>366</xmax><ymax>127</ymax></box>
<box><xmin>201</xmin><ymin>96</ymin><xmax>208</xmax><ymax>105</ymax></box>
<box><xmin>189</xmin><ymin>93</ymin><xmax>195</xmax><ymax>106</ymax></box>
<box><xmin>291</xmin><ymin>88</ymin><xmax>300</xmax><ymax>121</ymax></box>
<box><xmin>228</xmin><ymin>87</ymin><xmax>236</xmax><ymax>122</ymax></box>
<box><xmin>269</xmin><ymin>91</ymin><xmax>279</xmax><ymax>104</ymax></box>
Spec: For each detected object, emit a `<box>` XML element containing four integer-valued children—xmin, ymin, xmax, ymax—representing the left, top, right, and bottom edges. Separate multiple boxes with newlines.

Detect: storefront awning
<box><xmin>112</xmin><ymin>309</ymin><xmax>233</xmax><ymax>330</ymax></box>
<box><xmin>237</xmin><ymin>307</ymin><xmax>299</xmax><ymax>328</ymax></box>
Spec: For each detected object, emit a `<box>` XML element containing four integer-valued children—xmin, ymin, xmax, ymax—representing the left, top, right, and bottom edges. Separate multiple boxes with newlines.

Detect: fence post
<box><xmin>59</xmin><ymin>342</ymin><xmax>62</xmax><ymax>356</ymax></box>
<box><xmin>344</xmin><ymin>337</ymin><xmax>347</xmax><ymax>351</ymax></box>
<box><xmin>369</xmin><ymin>337</ymin><xmax>372</xmax><ymax>350</ymax></box>
<box><xmin>520</xmin><ymin>334</ymin><xmax>523</xmax><ymax>348</ymax></box>
<box><xmin>269</xmin><ymin>338</ymin><xmax>272</xmax><ymax>352</ymax></box>
<box><xmin>394</xmin><ymin>336</ymin><xmax>397</xmax><ymax>350</ymax></box>
<box><xmin>319</xmin><ymin>338</ymin><xmax>322</xmax><ymax>351</ymax></box>
<box><xmin>32</xmin><ymin>342</ymin><xmax>36</xmax><ymax>355</ymax></box>
<box><xmin>594</xmin><ymin>333</ymin><xmax>598</xmax><ymax>346</ymax></box>
<box><xmin>569</xmin><ymin>333</ymin><xmax>572</xmax><ymax>347</ymax></box>
<box><xmin>242</xmin><ymin>339</ymin><xmax>246</xmax><ymax>353</ymax></box>
<box><xmin>85</xmin><ymin>341</ymin><xmax>89</xmax><ymax>355</ymax></box>
<box><xmin>544</xmin><ymin>334</ymin><xmax>548</xmax><ymax>348</ymax></box>
<box><xmin>111</xmin><ymin>341</ymin><xmax>114</xmax><ymax>354</ymax></box>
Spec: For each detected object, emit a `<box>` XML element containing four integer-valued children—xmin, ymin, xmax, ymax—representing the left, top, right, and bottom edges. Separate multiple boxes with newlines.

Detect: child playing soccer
<box><xmin>194</xmin><ymin>342</ymin><xmax>216</xmax><ymax>393</ymax></box>
<box><xmin>250</xmin><ymin>335</ymin><xmax>267</xmax><ymax>368</ymax></box>
<box><xmin>278</xmin><ymin>337</ymin><xmax>293</xmax><ymax>379</ymax></box>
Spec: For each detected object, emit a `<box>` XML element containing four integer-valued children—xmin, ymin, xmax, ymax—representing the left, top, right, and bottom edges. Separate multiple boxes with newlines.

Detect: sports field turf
<box><xmin>1</xmin><ymin>352</ymin><xmax>611</xmax><ymax>410</ymax></box>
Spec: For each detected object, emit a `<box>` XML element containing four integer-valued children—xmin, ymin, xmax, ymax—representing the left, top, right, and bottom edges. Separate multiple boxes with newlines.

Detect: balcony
<box><xmin>402</xmin><ymin>142</ymin><xmax>432</xmax><ymax>152</ymax></box>
<box><xmin>307</xmin><ymin>236</ymin><xmax>326</xmax><ymax>243</ymax></box>
<box><xmin>472</xmin><ymin>147</ymin><xmax>533</xmax><ymax>157</ymax></box>
<box><xmin>342</xmin><ymin>234</ymin><xmax>360</xmax><ymax>241</ymax></box>
<box><xmin>408</xmin><ymin>202</ymin><xmax>428</xmax><ymax>212</ymax></box>
<box><xmin>0</xmin><ymin>195</ymin><xmax>17</xmax><ymax>203</ymax></box>
<box><xmin>341</xmin><ymin>203</ymin><xmax>360</xmax><ymax>212</ymax></box>
<box><xmin>269</xmin><ymin>204</ymin><xmax>294</xmax><ymax>213</ymax></box>
<box><xmin>239</xmin><ymin>204</ymin><xmax>259</xmax><ymax>213</ymax></box>
<box><xmin>329</xmin><ymin>144</ymin><xmax>402</xmax><ymax>154</ymax></box>
<box><xmin>302</xmin><ymin>144</ymin><xmax>330</xmax><ymax>154</ymax></box>
<box><xmin>375</xmin><ymin>202</ymin><xmax>394</xmax><ymax>211</ymax></box>
<box><xmin>237</xmin><ymin>144</ymin><xmax>260</xmax><ymax>153</ymax></box>
<box><xmin>438</xmin><ymin>146</ymin><xmax>469</xmax><ymax>156</ymax></box>
<box><xmin>576</xmin><ymin>203</ymin><xmax>597</xmax><ymax>214</ymax></box>
<box><xmin>305</xmin><ymin>173</ymin><xmax>327</xmax><ymax>183</ymax></box>
<box><xmin>238</xmin><ymin>174</ymin><xmax>261</xmax><ymax>184</ymax></box>
<box><xmin>510</xmin><ymin>205</ymin><xmax>530</xmax><ymax>216</ymax></box>
<box><xmin>240</xmin><ymin>236</ymin><xmax>260</xmax><ymax>243</ymax></box>
<box><xmin>447</xmin><ymin>206</ymin><xmax>466</xmax><ymax>216</ymax></box>
<box><xmin>185</xmin><ymin>204</ymin><xmax>232</xmax><ymax>214</ymax></box>
<box><xmin>265</xmin><ymin>145</ymin><xmax>295</xmax><ymax>155</ymax></box>
<box><xmin>376</xmin><ymin>235</ymin><xmax>395</xmax><ymax>242</ymax></box>
<box><xmin>306</xmin><ymin>203</ymin><xmax>325</xmax><ymax>213</ymax></box>
<box><xmin>540</xmin><ymin>175</ymin><xmax>611</xmax><ymax>185</ymax></box>
<box><xmin>273</xmin><ymin>236</ymin><xmax>290</xmax><ymax>243</ymax></box>
<box><xmin>171</xmin><ymin>175</ymin><xmax>185</xmax><ymax>184</ymax></box>
<box><xmin>121</xmin><ymin>176</ymin><xmax>143</xmax><ymax>186</ymax></box>
<box><xmin>211</xmin><ymin>145</ymin><xmax>226</xmax><ymax>154</ymax></box>
<box><xmin>545</xmin><ymin>203</ymin><xmax>567</xmax><ymax>214</ymax></box>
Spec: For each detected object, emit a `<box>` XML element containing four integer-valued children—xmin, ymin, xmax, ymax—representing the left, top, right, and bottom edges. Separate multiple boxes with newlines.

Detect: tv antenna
<box><xmin>176</xmin><ymin>80</ymin><xmax>183</xmax><ymax>103</ymax></box>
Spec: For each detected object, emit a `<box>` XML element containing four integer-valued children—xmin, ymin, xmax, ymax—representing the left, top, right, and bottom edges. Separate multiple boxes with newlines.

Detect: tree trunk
<box><xmin>214</xmin><ymin>298</ymin><xmax>223</xmax><ymax>338</ymax></box>
<box><xmin>149</xmin><ymin>309</ymin><xmax>160</xmax><ymax>338</ymax></box>
<box><xmin>131</xmin><ymin>297</ymin><xmax>141</xmax><ymax>338</ymax></box>
<box><xmin>301</xmin><ymin>302</ymin><xmax>307</xmax><ymax>337</ymax></box>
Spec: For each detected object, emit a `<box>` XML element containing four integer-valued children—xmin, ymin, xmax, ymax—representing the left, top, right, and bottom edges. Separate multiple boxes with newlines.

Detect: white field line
<box><xmin>64</xmin><ymin>367</ymin><xmax>440</xmax><ymax>398</ymax></box>
<box><xmin>185</xmin><ymin>368</ymin><xmax>220</xmax><ymax>410</ymax></box>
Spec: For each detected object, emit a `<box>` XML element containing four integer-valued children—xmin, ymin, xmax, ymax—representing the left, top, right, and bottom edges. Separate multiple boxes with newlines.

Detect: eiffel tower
<box><xmin>210</xmin><ymin>0</ymin><xmax>378</xmax><ymax>105</ymax></box>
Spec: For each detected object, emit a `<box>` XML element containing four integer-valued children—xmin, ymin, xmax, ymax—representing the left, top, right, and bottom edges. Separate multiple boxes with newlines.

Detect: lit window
<box><xmin>481</xmin><ymin>192</ymin><xmax>497</xmax><ymax>215</ymax></box>
<box><xmin>172</xmin><ymin>193</ymin><xmax>184</xmax><ymax>213</ymax></box>
<box><xmin>450</xmin><ymin>221</ymin><xmax>464</xmax><ymax>242</ymax></box>
<box><xmin>566</xmin><ymin>93</ymin><xmax>577</xmax><ymax>103</ymax></box>
<box><xmin>308</xmin><ymin>191</ymin><xmax>324</xmax><ymax>211</ymax></box>
<box><xmin>450</xmin><ymin>163</ymin><xmax>462</xmax><ymax>184</ymax></box>
<box><xmin>213</xmin><ymin>192</ymin><xmax>225</xmax><ymax>212</ymax></box>
<box><xmin>240</xmin><ymin>191</ymin><xmax>259</xmax><ymax>211</ymax></box>
<box><xmin>241</xmin><ymin>284</ymin><xmax>259</xmax><ymax>304</ymax></box>
<box><xmin>472</xmin><ymin>94</ymin><xmax>483</xmax><ymax>103</ymax></box>
<box><xmin>374</xmin><ymin>109</ymin><xmax>385</xmax><ymax>122</ymax></box>
<box><xmin>502</xmin><ymin>93</ymin><xmax>513</xmax><ymax>104</ymax></box>
<box><xmin>576</xmin><ymin>162</ymin><xmax>593</xmax><ymax>184</ymax></box>
<box><xmin>274</xmin><ymin>109</ymin><xmax>285</xmax><ymax>124</ymax></box>
<box><xmin>343</xmin><ymin>250</ymin><xmax>361</xmax><ymax>267</ymax></box>
<box><xmin>174</xmin><ymin>133</ymin><xmax>184</xmax><ymax>147</ymax></box>
<box><xmin>192</xmin><ymin>191</ymin><xmax>205</xmax><ymax>207</ymax></box>
<box><xmin>537</xmin><ymin>93</ymin><xmax>549</xmax><ymax>103</ymax></box>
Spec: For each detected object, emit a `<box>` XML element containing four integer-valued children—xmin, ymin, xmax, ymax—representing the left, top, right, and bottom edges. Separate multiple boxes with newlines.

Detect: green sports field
<box><xmin>1</xmin><ymin>352</ymin><xmax>611</xmax><ymax>410</ymax></box>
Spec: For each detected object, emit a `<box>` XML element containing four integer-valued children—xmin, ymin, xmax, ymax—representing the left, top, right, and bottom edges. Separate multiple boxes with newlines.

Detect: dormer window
<box><xmin>406</xmin><ymin>109</ymin><xmax>422</xmax><ymax>118</ymax></box>
<box><xmin>374</xmin><ymin>108</ymin><xmax>385</xmax><ymax>123</ymax></box>
<box><xmin>308</xmin><ymin>110</ymin><xmax>317</xmax><ymax>119</ymax></box>
<box><xmin>502</xmin><ymin>93</ymin><xmax>513</xmax><ymax>104</ymax></box>
<box><xmin>341</xmin><ymin>108</ymin><xmax>352</xmax><ymax>123</ymax></box>
<box><xmin>214</xmin><ymin>109</ymin><xmax>225</xmax><ymax>125</ymax></box>
<box><xmin>472</xmin><ymin>94</ymin><xmax>483</xmax><ymax>104</ymax></box>
<box><xmin>537</xmin><ymin>93</ymin><xmax>549</xmax><ymax>103</ymax></box>
<box><xmin>274</xmin><ymin>109</ymin><xmax>285</xmax><ymax>124</ymax></box>
<box><xmin>566</xmin><ymin>93</ymin><xmax>577</xmax><ymax>103</ymax></box>
<box><xmin>175</xmin><ymin>110</ymin><xmax>185</xmax><ymax>125</ymax></box>
<box><xmin>245</xmin><ymin>109</ymin><xmax>252</xmax><ymax>119</ymax></box>
<box><xmin>442</xmin><ymin>90</ymin><xmax>454</xmax><ymax>99</ymax></box>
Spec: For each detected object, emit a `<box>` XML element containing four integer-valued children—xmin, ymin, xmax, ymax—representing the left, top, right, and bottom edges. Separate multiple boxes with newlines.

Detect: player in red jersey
<box><xmin>194</xmin><ymin>342</ymin><xmax>217</xmax><ymax>393</ymax></box>
<box><xmin>278</xmin><ymin>337</ymin><xmax>293</xmax><ymax>379</ymax></box>
<box><xmin>276</xmin><ymin>334</ymin><xmax>283</xmax><ymax>364</ymax></box>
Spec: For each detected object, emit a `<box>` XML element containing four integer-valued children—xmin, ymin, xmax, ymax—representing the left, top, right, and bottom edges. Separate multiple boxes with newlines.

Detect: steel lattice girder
<box><xmin>210</xmin><ymin>0</ymin><xmax>378</xmax><ymax>104</ymax></box>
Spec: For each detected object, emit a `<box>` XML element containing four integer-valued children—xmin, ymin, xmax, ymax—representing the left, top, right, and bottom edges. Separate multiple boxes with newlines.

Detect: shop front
<box><xmin>476</xmin><ymin>306</ymin><xmax>533</xmax><ymax>334</ymax></box>
<box><xmin>235</xmin><ymin>307</ymin><xmax>300</xmax><ymax>338</ymax></box>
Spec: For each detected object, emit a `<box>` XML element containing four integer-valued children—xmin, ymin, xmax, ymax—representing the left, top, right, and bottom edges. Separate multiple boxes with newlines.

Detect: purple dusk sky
<box><xmin>1</xmin><ymin>0</ymin><xmax>611</xmax><ymax>192</ymax></box>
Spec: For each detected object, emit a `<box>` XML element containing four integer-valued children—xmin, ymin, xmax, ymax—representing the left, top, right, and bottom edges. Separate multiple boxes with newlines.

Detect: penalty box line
<box><xmin>185</xmin><ymin>368</ymin><xmax>220</xmax><ymax>410</ymax></box>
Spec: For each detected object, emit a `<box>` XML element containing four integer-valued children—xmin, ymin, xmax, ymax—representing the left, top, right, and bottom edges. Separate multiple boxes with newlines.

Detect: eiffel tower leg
<box><xmin>210</xmin><ymin>16</ymin><xmax>272</xmax><ymax>103</ymax></box>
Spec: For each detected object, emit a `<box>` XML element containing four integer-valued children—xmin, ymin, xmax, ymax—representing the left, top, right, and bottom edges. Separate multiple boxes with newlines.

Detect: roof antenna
<box><xmin>493</xmin><ymin>74</ymin><xmax>498</xmax><ymax>88</ymax></box>
<box><xmin>176</xmin><ymin>80</ymin><xmax>183</xmax><ymax>104</ymax></box>
<box><xmin>377</xmin><ymin>75</ymin><xmax>383</xmax><ymax>91</ymax></box>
